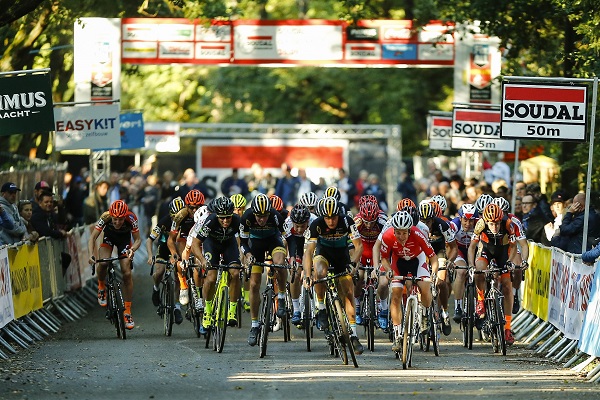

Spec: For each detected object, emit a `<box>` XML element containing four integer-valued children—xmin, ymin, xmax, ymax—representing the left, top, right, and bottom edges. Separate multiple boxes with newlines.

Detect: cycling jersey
<box><xmin>354</xmin><ymin>211</ymin><xmax>387</xmax><ymax>265</ymax></box>
<box><xmin>95</xmin><ymin>210</ymin><xmax>139</xmax><ymax>252</ymax></box>
<box><xmin>450</xmin><ymin>216</ymin><xmax>473</xmax><ymax>259</ymax></box>
<box><xmin>196</xmin><ymin>213</ymin><xmax>241</xmax><ymax>266</ymax></box>
<box><xmin>425</xmin><ymin>216</ymin><xmax>456</xmax><ymax>254</ymax></box>
<box><xmin>239</xmin><ymin>208</ymin><xmax>285</xmax><ymax>262</ymax></box>
<box><xmin>471</xmin><ymin>217</ymin><xmax>516</xmax><ymax>265</ymax></box>
<box><xmin>307</xmin><ymin>214</ymin><xmax>360</xmax><ymax>273</ymax></box>
<box><xmin>282</xmin><ymin>214</ymin><xmax>317</xmax><ymax>260</ymax></box>
<box><xmin>380</xmin><ymin>226</ymin><xmax>434</xmax><ymax>278</ymax></box>
<box><xmin>171</xmin><ymin>207</ymin><xmax>195</xmax><ymax>242</ymax></box>
<box><xmin>185</xmin><ymin>205</ymin><xmax>211</xmax><ymax>247</ymax></box>
<box><xmin>149</xmin><ymin>214</ymin><xmax>173</xmax><ymax>260</ymax></box>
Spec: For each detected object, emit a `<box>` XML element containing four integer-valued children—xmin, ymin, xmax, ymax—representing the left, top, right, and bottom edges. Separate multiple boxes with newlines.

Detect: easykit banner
<box><xmin>8</xmin><ymin>244</ymin><xmax>43</xmax><ymax>319</ymax></box>
<box><xmin>54</xmin><ymin>104</ymin><xmax>121</xmax><ymax>150</ymax></box>
<box><xmin>0</xmin><ymin>70</ymin><xmax>55</xmax><ymax>136</ymax></box>
<box><xmin>0</xmin><ymin>247</ymin><xmax>14</xmax><ymax>329</ymax></box>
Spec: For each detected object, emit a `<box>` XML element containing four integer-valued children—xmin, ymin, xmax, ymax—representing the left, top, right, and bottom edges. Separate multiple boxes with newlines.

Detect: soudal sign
<box><xmin>427</xmin><ymin>112</ymin><xmax>453</xmax><ymax>150</ymax></box>
<box><xmin>451</xmin><ymin>108</ymin><xmax>515</xmax><ymax>152</ymax></box>
<box><xmin>501</xmin><ymin>83</ymin><xmax>588</xmax><ymax>141</ymax></box>
<box><xmin>0</xmin><ymin>71</ymin><xmax>55</xmax><ymax>136</ymax></box>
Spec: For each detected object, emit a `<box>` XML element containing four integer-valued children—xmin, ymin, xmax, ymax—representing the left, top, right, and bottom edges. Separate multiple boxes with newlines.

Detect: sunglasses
<box><xmin>218</xmin><ymin>215</ymin><xmax>233</xmax><ymax>220</ymax></box>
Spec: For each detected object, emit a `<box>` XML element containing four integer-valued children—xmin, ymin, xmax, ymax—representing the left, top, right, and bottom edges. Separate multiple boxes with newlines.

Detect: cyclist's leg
<box><xmin>271</xmin><ymin>243</ymin><xmax>288</xmax><ymax>318</ymax></box>
<box><xmin>452</xmin><ymin>258</ymin><xmax>467</xmax><ymax>321</ymax></box>
<box><xmin>436</xmin><ymin>256</ymin><xmax>449</xmax><ymax>314</ymax></box>
<box><xmin>378</xmin><ymin>270</ymin><xmax>390</xmax><ymax>327</ymax></box>
<box><xmin>500</xmin><ymin>270</ymin><xmax>513</xmax><ymax>328</ymax></box>
<box><xmin>353</xmin><ymin>268</ymin><xmax>365</xmax><ymax>324</ymax></box>
<box><xmin>313</xmin><ymin>255</ymin><xmax>329</xmax><ymax>328</ymax></box>
<box><xmin>475</xmin><ymin>254</ymin><xmax>489</xmax><ymax>317</ymax></box>
<box><xmin>511</xmin><ymin>251</ymin><xmax>523</xmax><ymax>313</ymax></box>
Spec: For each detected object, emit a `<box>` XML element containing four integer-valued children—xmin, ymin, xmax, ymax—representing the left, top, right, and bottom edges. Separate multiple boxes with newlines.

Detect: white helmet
<box><xmin>390</xmin><ymin>211</ymin><xmax>413</xmax><ymax>230</ymax></box>
<box><xmin>492</xmin><ymin>197</ymin><xmax>510</xmax><ymax>212</ymax></box>
<box><xmin>475</xmin><ymin>194</ymin><xmax>494</xmax><ymax>213</ymax></box>
<box><xmin>430</xmin><ymin>195</ymin><xmax>448</xmax><ymax>212</ymax></box>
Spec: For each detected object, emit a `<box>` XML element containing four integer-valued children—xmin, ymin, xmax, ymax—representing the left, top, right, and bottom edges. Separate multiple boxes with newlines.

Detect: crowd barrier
<box><xmin>514</xmin><ymin>242</ymin><xmax>600</xmax><ymax>382</ymax></box>
<box><xmin>0</xmin><ymin>225</ymin><xmax>100</xmax><ymax>359</ymax></box>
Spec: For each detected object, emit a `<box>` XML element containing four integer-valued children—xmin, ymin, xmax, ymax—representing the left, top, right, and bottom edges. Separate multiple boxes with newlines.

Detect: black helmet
<box><xmin>213</xmin><ymin>196</ymin><xmax>234</xmax><ymax>216</ymax></box>
<box><xmin>290</xmin><ymin>204</ymin><xmax>310</xmax><ymax>223</ymax></box>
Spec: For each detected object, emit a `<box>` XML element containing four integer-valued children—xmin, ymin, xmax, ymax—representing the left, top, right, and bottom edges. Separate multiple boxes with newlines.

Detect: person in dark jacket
<box><xmin>521</xmin><ymin>195</ymin><xmax>552</xmax><ymax>245</ymax></box>
<box><xmin>30</xmin><ymin>192</ymin><xmax>68</xmax><ymax>239</ymax></box>
<box><xmin>552</xmin><ymin>193</ymin><xmax>600</xmax><ymax>254</ymax></box>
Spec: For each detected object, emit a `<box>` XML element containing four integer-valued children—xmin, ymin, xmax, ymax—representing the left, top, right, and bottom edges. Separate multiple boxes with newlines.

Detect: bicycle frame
<box><xmin>392</xmin><ymin>275</ymin><xmax>424</xmax><ymax>370</ymax></box>
<box><xmin>358</xmin><ymin>264</ymin><xmax>378</xmax><ymax>352</ymax></box>
<box><xmin>152</xmin><ymin>258</ymin><xmax>176</xmax><ymax>337</ymax></box>
<box><xmin>93</xmin><ymin>256</ymin><xmax>128</xmax><ymax>340</ymax></box>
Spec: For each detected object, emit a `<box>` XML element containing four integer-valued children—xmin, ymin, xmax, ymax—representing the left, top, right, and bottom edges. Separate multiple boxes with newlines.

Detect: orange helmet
<box><xmin>431</xmin><ymin>201</ymin><xmax>443</xmax><ymax>218</ymax></box>
<box><xmin>482</xmin><ymin>203</ymin><xmax>503</xmax><ymax>222</ymax></box>
<box><xmin>396</xmin><ymin>198</ymin><xmax>416</xmax><ymax>212</ymax></box>
<box><xmin>109</xmin><ymin>200</ymin><xmax>128</xmax><ymax>218</ymax></box>
<box><xmin>269</xmin><ymin>195</ymin><xmax>284</xmax><ymax>211</ymax></box>
<box><xmin>185</xmin><ymin>189</ymin><xmax>205</xmax><ymax>206</ymax></box>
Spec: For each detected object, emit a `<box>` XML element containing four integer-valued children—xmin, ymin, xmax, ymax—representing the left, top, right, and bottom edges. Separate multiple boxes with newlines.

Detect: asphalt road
<box><xmin>2</xmin><ymin>254</ymin><xmax>600</xmax><ymax>400</ymax></box>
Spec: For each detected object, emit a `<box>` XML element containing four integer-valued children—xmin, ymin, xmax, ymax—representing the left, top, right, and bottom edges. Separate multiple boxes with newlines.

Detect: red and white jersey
<box><xmin>380</xmin><ymin>226</ymin><xmax>436</xmax><ymax>263</ymax></box>
<box><xmin>354</xmin><ymin>211</ymin><xmax>387</xmax><ymax>244</ymax></box>
<box><xmin>507</xmin><ymin>213</ymin><xmax>525</xmax><ymax>240</ymax></box>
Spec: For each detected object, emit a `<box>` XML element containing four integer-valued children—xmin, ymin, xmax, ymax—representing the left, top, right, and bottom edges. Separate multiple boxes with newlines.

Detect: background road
<box><xmin>2</xmin><ymin>251</ymin><xmax>599</xmax><ymax>400</ymax></box>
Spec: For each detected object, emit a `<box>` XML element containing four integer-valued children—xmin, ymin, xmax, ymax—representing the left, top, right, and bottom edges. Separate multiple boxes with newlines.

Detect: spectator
<box><xmin>544</xmin><ymin>190</ymin><xmax>566</xmax><ymax>242</ymax></box>
<box><xmin>521</xmin><ymin>194</ymin><xmax>552</xmax><ymax>245</ymax></box>
<box><xmin>17</xmin><ymin>200</ymin><xmax>39</xmax><ymax>243</ymax></box>
<box><xmin>31</xmin><ymin>180</ymin><xmax>52</xmax><ymax>213</ymax></box>
<box><xmin>83</xmin><ymin>180</ymin><xmax>110</xmax><ymax>225</ymax></box>
<box><xmin>107</xmin><ymin>172</ymin><xmax>122</xmax><ymax>204</ymax></box>
<box><xmin>220</xmin><ymin>168</ymin><xmax>249</xmax><ymax>197</ymax></box>
<box><xmin>0</xmin><ymin>182</ymin><xmax>26</xmax><ymax>244</ymax></box>
<box><xmin>514</xmin><ymin>181</ymin><xmax>527</xmax><ymax>199</ymax></box>
<box><xmin>30</xmin><ymin>191</ymin><xmax>68</xmax><ymax>239</ymax></box>
<box><xmin>513</xmin><ymin>196</ymin><xmax>523</xmax><ymax>220</ymax></box>
<box><xmin>397</xmin><ymin>172</ymin><xmax>417</xmax><ymax>204</ymax></box>
<box><xmin>53</xmin><ymin>194</ymin><xmax>71</xmax><ymax>231</ymax></box>
<box><xmin>354</xmin><ymin>169</ymin><xmax>369</xmax><ymax>206</ymax></box>
<box><xmin>65</xmin><ymin>176</ymin><xmax>86</xmax><ymax>227</ymax></box>
<box><xmin>526</xmin><ymin>182</ymin><xmax>553</xmax><ymax>222</ymax></box>
<box><xmin>582</xmin><ymin>242</ymin><xmax>600</xmax><ymax>265</ymax></box>
<box><xmin>551</xmin><ymin>193</ymin><xmax>600</xmax><ymax>254</ymax></box>
<box><xmin>297</xmin><ymin>168</ymin><xmax>317</xmax><ymax>201</ymax></box>
<box><xmin>337</xmin><ymin>168</ymin><xmax>357</xmax><ymax>209</ymax></box>
<box><xmin>364</xmin><ymin>173</ymin><xmax>388</xmax><ymax>212</ymax></box>
<box><xmin>491</xmin><ymin>153</ymin><xmax>512</xmax><ymax>189</ymax></box>
<box><xmin>274</xmin><ymin>165</ymin><xmax>299</xmax><ymax>208</ymax></box>
<box><xmin>176</xmin><ymin>168</ymin><xmax>209</xmax><ymax>200</ymax></box>
<box><xmin>141</xmin><ymin>174</ymin><xmax>160</xmax><ymax>237</ymax></box>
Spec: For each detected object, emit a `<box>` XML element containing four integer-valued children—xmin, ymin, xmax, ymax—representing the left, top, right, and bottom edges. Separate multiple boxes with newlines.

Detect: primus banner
<box><xmin>0</xmin><ymin>70</ymin><xmax>55</xmax><ymax>136</ymax></box>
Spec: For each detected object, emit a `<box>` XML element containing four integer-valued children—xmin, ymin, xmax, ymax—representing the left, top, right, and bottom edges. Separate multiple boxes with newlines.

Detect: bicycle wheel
<box><xmin>237</xmin><ymin>296</ymin><xmax>243</xmax><ymax>329</ymax></box>
<box><xmin>216</xmin><ymin>286</ymin><xmax>229</xmax><ymax>353</ymax></box>
<box><xmin>337</xmin><ymin>299</ymin><xmax>358</xmax><ymax>368</ymax></box>
<box><xmin>302</xmin><ymin>286</ymin><xmax>312</xmax><ymax>352</ymax></box>
<box><xmin>494</xmin><ymin>292</ymin><xmax>507</xmax><ymax>356</ymax></box>
<box><xmin>330</xmin><ymin>297</ymin><xmax>349</xmax><ymax>365</ymax></box>
<box><xmin>463</xmin><ymin>284</ymin><xmax>475</xmax><ymax>350</ymax></box>
<box><xmin>487</xmin><ymin>296</ymin><xmax>499</xmax><ymax>353</ymax></box>
<box><xmin>113</xmin><ymin>283</ymin><xmax>127</xmax><ymax>340</ymax></box>
<box><xmin>283</xmin><ymin>288</ymin><xmax>292</xmax><ymax>342</ymax></box>
<box><xmin>191</xmin><ymin>305</ymin><xmax>201</xmax><ymax>338</ymax></box>
<box><xmin>430</xmin><ymin>304</ymin><xmax>440</xmax><ymax>356</ymax></box>
<box><xmin>367</xmin><ymin>286</ymin><xmax>375</xmax><ymax>352</ymax></box>
<box><xmin>259</xmin><ymin>292</ymin><xmax>272</xmax><ymax>358</ymax></box>
<box><xmin>402</xmin><ymin>298</ymin><xmax>415</xmax><ymax>369</ymax></box>
<box><xmin>105</xmin><ymin>283</ymin><xmax>116</xmax><ymax>327</ymax></box>
<box><xmin>163</xmin><ymin>276</ymin><xmax>174</xmax><ymax>337</ymax></box>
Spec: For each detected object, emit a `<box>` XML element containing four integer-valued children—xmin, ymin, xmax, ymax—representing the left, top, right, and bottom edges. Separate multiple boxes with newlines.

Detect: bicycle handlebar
<box><xmin>91</xmin><ymin>256</ymin><xmax>128</xmax><ymax>276</ymax></box>
<box><xmin>312</xmin><ymin>271</ymin><xmax>350</xmax><ymax>284</ymax></box>
<box><xmin>391</xmin><ymin>275</ymin><xmax>425</xmax><ymax>282</ymax></box>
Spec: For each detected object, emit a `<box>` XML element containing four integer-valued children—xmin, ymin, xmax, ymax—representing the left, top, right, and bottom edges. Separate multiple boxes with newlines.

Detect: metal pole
<box><xmin>0</xmin><ymin>68</ymin><xmax>50</xmax><ymax>77</ymax></box>
<box><xmin>511</xmin><ymin>139</ymin><xmax>520</xmax><ymax>214</ymax></box>
<box><xmin>582</xmin><ymin>77</ymin><xmax>598</xmax><ymax>253</ymax></box>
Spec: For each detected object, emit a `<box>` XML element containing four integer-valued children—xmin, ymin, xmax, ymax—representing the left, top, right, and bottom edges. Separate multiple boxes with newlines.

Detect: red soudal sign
<box><xmin>428</xmin><ymin>114</ymin><xmax>452</xmax><ymax>150</ymax></box>
<box><xmin>451</xmin><ymin>108</ymin><xmax>515</xmax><ymax>152</ymax></box>
<box><xmin>501</xmin><ymin>83</ymin><xmax>587</xmax><ymax>141</ymax></box>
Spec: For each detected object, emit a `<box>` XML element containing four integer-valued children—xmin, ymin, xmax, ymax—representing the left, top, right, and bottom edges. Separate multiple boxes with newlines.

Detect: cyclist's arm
<box><xmin>445</xmin><ymin>240</ymin><xmax>458</xmax><ymax>264</ymax></box>
<box><xmin>467</xmin><ymin>237</ymin><xmax>478</xmax><ymax>267</ymax></box>
<box><xmin>303</xmin><ymin>240</ymin><xmax>316</xmax><ymax>278</ymax></box>
<box><xmin>167</xmin><ymin>229</ymin><xmax>179</xmax><ymax>262</ymax></box>
<box><xmin>372</xmin><ymin>238</ymin><xmax>382</xmax><ymax>268</ymax></box>
<box><xmin>130</xmin><ymin>230</ymin><xmax>142</xmax><ymax>253</ymax></box>
<box><xmin>350</xmin><ymin>236</ymin><xmax>363</xmax><ymax>265</ymax></box>
<box><xmin>88</xmin><ymin>228</ymin><xmax>101</xmax><ymax>264</ymax></box>
<box><xmin>145</xmin><ymin>237</ymin><xmax>154</xmax><ymax>265</ymax></box>
<box><xmin>429</xmin><ymin>253</ymin><xmax>439</xmax><ymax>278</ymax></box>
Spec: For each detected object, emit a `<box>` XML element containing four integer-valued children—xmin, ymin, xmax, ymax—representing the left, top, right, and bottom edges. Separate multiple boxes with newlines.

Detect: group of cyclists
<box><xmin>88</xmin><ymin>179</ymin><xmax>530</xmax><ymax>357</ymax></box>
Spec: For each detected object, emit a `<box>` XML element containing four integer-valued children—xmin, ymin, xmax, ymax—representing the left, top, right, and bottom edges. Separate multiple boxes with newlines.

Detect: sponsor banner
<box><xmin>501</xmin><ymin>83</ymin><xmax>588</xmax><ymax>141</ymax></box>
<box><xmin>65</xmin><ymin>234</ymin><xmax>82</xmax><ymax>291</ymax></box>
<box><xmin>0</xmin><ymin>71</ymin><xmax>55</xmax><ymax>136</ymax></box>
<box><xmin>195</xmin><ymin>24</ymin><xmax>231</xmax><ymax>42</ymax></box>
<box><xmin>158</xmin><ymin>41</ymin><xmax>194</xmax><ymax>59</ymax></box>
<box><xmin>196</xmin><ymin>139</ymin><xmax>348</xmax><ymax>197</ymax></box>
<box><xmin>548</xmin><ymin>248</ymin><xmax>594</xmax><ymax>339</ymax></box>
<box><xmin>522</xmin><ymin>243</ymin><xmax>551</xmax><ymax>320</ymax></box>
<box><xmin>417</xmin><ymin>43</ymin><xmax>454</xmax><ymax>61</ymax></box>
<box><xmin>8</xmin><ymin>244</ymin><xmax>43</xmax><ymax>319</ymax></box>
<box><xmin>54</xmin><ymin>104</ymin><xmax>121</xmax><ymax>151</ymax></box>
<box><xmin>79</xmin><ymin>227</ymin><xmax>93</xmax><ymax>285</ymax></box>
<box><xmin>345</xmin><ymin>44</ymin><xmax>381</xmax><ymax>60</ymax></box>
<box><xmin>145</xmin><ymin>122</ymin><xmax>180</xmax><ymax>152</ymax></box>
<box><xmin>346</xmin><ymin>26</ymin><xmax>379</xmax><ymax>41</ymax></box>
<box><xmin>119</xmin><ymin>112</ymin><xmax>145</xmax><ymax>149</ymax></box>
<box><xmin>579</xmin><ymin>260</ymin><xmax>600</xmax><ymax>357</ymax></box>
<box><xmin>122</xmin><ymin>41</ymin><xmax>158</xmax><ymax>59</ymax></box>
<box><xmin>427</xmin><ymin>112</ymin><xmax>453</xmax><ymax>151</ymax></box>
<box><xmin>195</xmin><ymin>43</ymin><xmax>231</xmax><ymax>60</ymax></box>
<box><xmin>382</xmin><ymin>44</ymin><xmax>417</xmax><ymax>60</ymax></box>
<box><xmin>0</xmin><ymin>247</ymin><xmax>14</xmax><ymax>329</ymax></box>
<box><xmin>451</xmin><ymin>108</ymin><xmax>515</xmax><ymax>152</ymax></box>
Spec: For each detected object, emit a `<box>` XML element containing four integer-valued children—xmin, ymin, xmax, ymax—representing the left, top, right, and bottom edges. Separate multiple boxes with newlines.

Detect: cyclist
<box><xmin>468</xmin><ymin>203</ymin><xmax>525</xmax><ymax>346</ymax></box>
<box><xmin>353</xmin><ymin>198</ymin><xmax>387</xmax><ymax>327</ymax></box>
<box><xmin>270</xmin><ymin>194</ymin><xmax>289</xmax><ymax>219</ymax></box>
<box><xmin>88</xmin><ymin>200</ymin><xmax>141</xmax><ymax>330</ymax></box>
<box><xmin>283</xmin><ymin>204</ymin><xmax>315</xmax><ymax>325</ymax></box>
<box><xmin>168</xmin><ymin>189</ymin><xmax>205</xmax><ymax>308</ymax></box>
<box><xmin>299</xmin><ymin>191</ymin><xmax>319</xmax><ymax>217</ymax></box>
<box><xmin>188</xmin><ymin>196</ymin><xmax>243</xmax><ymax>328</ymax></box>
<box><xmin>231</xmin><ymin>193</ymin><xmax>247</xmax><ymax>217</ymax></box>
<box><xmin>145</xmin><ymin>197</ymin><xmax>185</xmax><ymax>313</ymax></box>
<box><xmin>240</xmin><ymin>193</ymin><xmax>288</xmax><ymax>346</ymax></box>
<box><xmin>374</xmin><ymin>211</ymin><xmax>438</xmax><ymax>353</ymax></box>
<box><xmin>449</xmin><ymin>203</ymin><xmax>478</xmax><ymax>322</ymax></box>
<box><xmin>419</xmin><ymin>200</ymin><xmax>457</xmax><ymax>336</ymax></box>
<box><xmin>303</xmin><ymin>196</ymin><xmax>365</xmax><ymax>355</ymax></box>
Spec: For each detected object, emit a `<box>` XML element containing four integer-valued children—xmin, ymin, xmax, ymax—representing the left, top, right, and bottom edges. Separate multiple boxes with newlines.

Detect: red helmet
<box><xmin>269</xmin><ymin>194</ymin><xmax>284</xmax><ymax>211</ymax></box>
<box><xmin>360</xmin><ymin>201</ymin><xmax>380</xmax><ymax>222</ymax></box>
<box><xmin>396</xmin><ymin>198</ymin><xmax>416</xmax><ymax>212</ymax></box>
<box><xmin>109</xmin><ymin>200</ymin><xmax>128</xmax><ymax>218</ymax></box>
<box><xmin>185</xmin><ymin>189</ymin><xmax>205</xmax><ymax>206</ymax></box>
<box><xmin>359</xmin><ymin>195</ymin><xmax>378</xmax><ymax>207</ymax></box>
<box><xmin>482</xmin><ymin>203</ymin><xmax>503</xmax><ymax>222</ymax></box>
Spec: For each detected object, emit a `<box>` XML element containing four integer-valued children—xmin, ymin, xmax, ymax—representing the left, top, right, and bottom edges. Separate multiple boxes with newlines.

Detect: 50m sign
<box><xmin>501</xmin><ymin>83</ymin><xmax>588</xmax><ymax>142</ymax></box>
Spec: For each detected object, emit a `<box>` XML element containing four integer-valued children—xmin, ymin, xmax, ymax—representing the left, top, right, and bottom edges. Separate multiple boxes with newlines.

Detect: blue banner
<box><xmin>578</xmin><ymin>262</ymin><xmax>600</xmax><ymax>356</ymax></box>
<box><xmin>119</xmin><ymin>112</ymin><xmax>145</xmax><ymax>149</ymax></box>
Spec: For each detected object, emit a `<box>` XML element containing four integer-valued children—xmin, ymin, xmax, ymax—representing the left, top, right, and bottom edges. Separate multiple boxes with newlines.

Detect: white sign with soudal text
<box><xmin>451</xmin><ymin>108</ymin><xmax>515</xmax><ymax>152</ymax></box>
<box><xmin>501</xmin><ymin>83</ymin><xmax>587</xmax><ymax>141</ymax></box>
<box><xmin>427</xmin><ymin>113</ymin><xmax>453</xmax><ymax>150</ymax></box>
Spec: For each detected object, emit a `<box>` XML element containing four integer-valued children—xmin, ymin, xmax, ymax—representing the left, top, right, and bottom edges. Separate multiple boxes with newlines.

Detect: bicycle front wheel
<box><xmin>367</xmin><ymin>286</ymin><xmax>375</xmax><ymax>352</ymax></box>
<box><xmin>163</xmin><ymin>276</ymin><xmax>174</xmax><ymax>337</ymax></box>
<box><xmin>429</xmin><ymin>304</ymin><xmax>440</xmax><ymax>356</ymax></box>
<box><xmin>494</xmin><ymin>292</ymin><xmax>507</xmax><ymax>356</ymax></box>
<box><xmin>302</xmin><ymin>286</ymin><xmax>312</xmax><ymax>352</ymax></box>
<box><xmin>463</xmin><ymin>284</ymin><xmax>475</xmax><ymax>350</ymax></box>
<box><xmin>402</xmin><ymin>298</ymin><xmax>416</xmax><ymax>369</ymax></box>
<box><xmin>336</xmin><ymin>299</ymin><xmax>358</xmax><ymax>368</ymax></box>
<box><xmin>216</xmin><ymin>286</ymin><xmax>229</xmax><ymax>353</ymax></box>
<box><xmin>330</xmin><ymin>297</ymin><xmax>348</xmax><ymax>366</ymax></box>
<box><xmin>115</xmin><ymin>284</ymin><xmax>127</xmax><ymax>340</ymax></box>
<box><xmin>259</xmin><ymin>293</ymin><xmax>272</xmax><ymax>358</ymax></box>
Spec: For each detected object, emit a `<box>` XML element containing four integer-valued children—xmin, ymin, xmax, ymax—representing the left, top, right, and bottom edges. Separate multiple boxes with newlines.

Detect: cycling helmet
<box><xmin>482</xmin><ymin>203</ymin><xmax>503</xmax><ymax>222</ymax></box>
<box><xmin>213</xmin><ymin>196</ymin><xmax>234</xmax><ymax>216</ymax></box>
<box><xmin>169</xmin><ymin>196</ymin><xmax>185</xmax><ymax>217</ymax></box>
<box><xmin>230</xmin><ymin>193</ymin><xmax>247</xmax><ymax>209</ymax></box>
<box><xmin>269</xmin><ymin>194</ymin><xmax>284</xmax><ymax>211</ymax></box>
<box><xmin>321</xmin><ymin>196</ymin><xmax>340</xmax><ymax>217</ymax></box>
<box><xmin>109</xmin><ymin>200</ymin><xmax>128</xmax><ymax>218</ymax></box>
<box><xmin>205</xmin><ymin>199</ymin><xmax>216</xmax><ymax>214</ymax></box>
<box><xmin>430</xmin><ymin>195</ymin><xmax>448</xmax><ymax>212</ymax></box>
<box><xmin>390</xmin><ymin>211</ymin><xmax>414</xmax><ymax>230</ymax></box>
<box><xmin>359</xmin><ymin>194</ymin><xmax>378</xmax><ymax>207</ymax></box>
<box><xmin>475</xmin><ymin>194</ymin><xmax>494</xmax><ymax>213</ymax></box>
<box><xmin>397</xmin><ymin>198</ymin><xmax>416</xmax><ymax>211</ymax></box>
<box><xmin>492</xmin><ymin>197</ymin><xmax>510</xmax><ymax>212</ymax></box>
<box><xmin>251</xmin><ymin>193</ymin><xmax>271</xmax><ymax>215</ymax></box>
<box><xmin>324</xmin><ymin>186</ymin><xmax>341</xmax><ymax>201</ymax></box>
<box><xmin>360</xmin><ymin>201</ymin><xmax>380</xmax><ymax>222</ymax></box>
<box><xmin>290</xmin><ymin>204</ymin><xmax>311</xmax><ymax>224</ymax></box>
<box><xmin>418</xmin><ymin>201</ymin><xmax>436</xmax><ymax>220</ymax></box>
<box><xmin>185</xmin><ymin>189</ymin><xmax>205</xmax><ymax>207</ymax></box>
<box><xmin>458</xmin><ymin>203</ymin><xmax>478</xmax><ymax>220</ymax></box>
<box><xmin>316</xmin><ymin>197</ymin><xmax>326</xmax><ymax>217</ymax></box>
<box><xmin>299</xmin><ymin>192</ymin><xmax>318</xmax><ymax>208</ymax></box>
<box><xmin>403</xmin><ymin>205</ymin><xmax>419</xmax><ymax>226</ymax></box>
<box><xmin>431</xmin><ymin>201</ymin><xmax>443</xmax><ymax>218</ymax></box>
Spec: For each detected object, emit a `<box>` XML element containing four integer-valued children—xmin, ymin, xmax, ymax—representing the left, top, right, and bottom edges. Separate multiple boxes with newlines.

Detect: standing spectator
<box><xmin>274</xmin><ymin>165</ymin><xmax>299</xmax><ymax>208</ymax></box>
<box><xmin>31</xmin><ymin>180</ymin><xmax>51</xmax><ymax>212</ymax></box>
<box><xmin>107</xmin><ymin>172</ymin><xmax>122</xmax><ymax>204</ymax></box>
<box><xmin>544</xmin><ymin>190</ymin><xmax>566</xmax><ymax>242</ymax></box>
<box><xmin>514</xmin><ymin>181</ymin><xmax>527</xmax><ymax>199</ymax></box>
<box><xmin>65</xmin><ymin>176</ymin><xmax>86</xmax><ymax>227</ymax></box>
<box><xmin>491</xmin><ymin>153</ymin><xmax>512</xmax><ymax>189</ymax></box>
<box><xmin>552</xmin><ymin>193</ymin><xmax>600</xmax><ymax>254</ymax></box>
<box><xmin>353</xmin><ymin>169</ymin><xmax>369</xmax><ymax>207</ymax></box>
<box><xmin>17</xmin><ymin>200</ymin><xmax>39</xmax><ymax>243</ymax></box>
<box><xmin>336</xmin><ymin>168</ymin><xmax>357</xmax><ymax>209</ymax></box>
<box><xmin>0</xmin><ymin>182</ymin><xmax>26</xmax><ymax>244</ymax></box>
<box><xmin>83</xmin><ymin>180</ymin><xmax>110</xmax><ymax>225</ymax></box>
<box><xmin>396</xmin><ymin>172</ymin><xmax>417</xmax><ymax>204</ymax></box>
<box><xmin>296</xmin><ymin>168</ymin><xmax>317</xmax><ymax>201</ymax></box>
<box><xmin>526</xmin><ymin>182</ymin><xmax>553</xmax><ymax>222</ymax></box>
<box><xmin>364</xmin><ymin>173</ymin><xmax>388</xmax><ymax>212</ymax></box>
<box><xmin>176</xmin><ymin>168</ymin><xmax>209</xmax><ymax>200</ymax></box>
<box><xmin>30</xmin><ymin>191</ymin><xmax>68</xmax><ymax>239</ymax></box>
<box><xmin>141</xmin><ymin>175</ymin><xmax>160</xmax><ymax>237</ymax></box>
<box><xmin>521</xmin><ymin>194</ymin><xmax>552</xmax><ymax>245</ymax></box>
<box><xmin>220</xmin><ymin>168</ymin><xmax>249</xmax><ymax>197</ymax></box>
<box><xmin>513</xmin><ymin>196</ymin><xmax>523</xmax><ymax>220</ymax></box>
